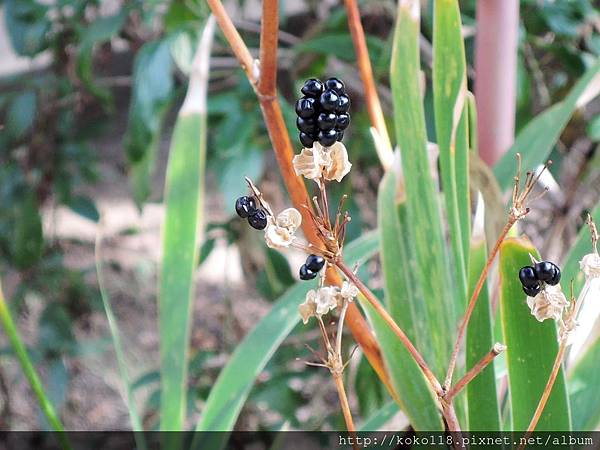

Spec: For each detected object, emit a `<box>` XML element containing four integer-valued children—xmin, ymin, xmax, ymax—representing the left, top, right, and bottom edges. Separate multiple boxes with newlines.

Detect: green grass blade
<box><xmin>465</xmin><ymin>234</ymin><xmax>501</xmax><ymax>430</ymax></box>
<box><xmin>499</xmin><ymin>237</ymin><xmax>571</xmax><ymax>430</ymax></box>
<box><xmin>0</xmin><ymin>281</ymin><xmax>70</xmax><ymax>449</ymax></box>
<box><xmin>433</xmin><ymin>0</ymin><xmax>470</xmax><ymax>310</ymax></box>
<box><xmin>95</xmin><ymin>234</ymin><xmax>147</xmax><ymax>448</ymax></box>
<box><xmin>494</xmin><ymin>60</ymin><xmax>600</xmax><ymax>191</ymax></box>
<box><xmin>159</xmin><ymin>18</ymin><xmax>214</xmax><ymax>430</ymax></box>
<box><xmin>359</xmin><ymin>401</ymin><xmax>399</xmax><ymax>431</ymax></box>
<box><xmin>391</xmin><ymin>0</ymin><xmax>455</xmax><ymax>378</ymax></box>
<box><xmin>194</xmin><ymin>232</ymin><xmax>379</xmax><ymax>433</ymax></box>
<box><xmin>561</xmin><ymin>203</ymin><xmax>600</xmax><ymax>294</ymax></box>
<box><xmin>569</xmin><ymin>335</ymin><xmax>600</xmax><ymax>430</ymax></box>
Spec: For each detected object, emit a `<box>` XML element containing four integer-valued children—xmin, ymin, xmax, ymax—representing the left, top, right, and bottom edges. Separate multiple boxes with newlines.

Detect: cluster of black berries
<box><xmin>299</xmin><ymin>254</ymin><xmax>326</xmax><ymax>280</ymax></box>
<box><xmin>235</xmin><ymin>196</ymin><xmax>268</xmax><ymax>230</ymax></box>
<box><xmin>518</xmin><ymin>261</ymin><xmax>561</xmax><ymax>297</ymax></box>
<box><xmin>295</xmin><ymin>78</ymin><xmax>351</xmax><ymax>148</ymax></box>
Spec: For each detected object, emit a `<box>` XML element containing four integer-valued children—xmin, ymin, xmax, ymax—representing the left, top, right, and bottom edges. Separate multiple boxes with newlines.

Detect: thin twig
<box><xmin>444</xmin><ymin>219</ymin><xmax>515</xmax><ymax>389</ymax></box>
<box><xmin>258</xmin><ymin>0</ymin><xmax>278</xmax><ymax>95</ymax></box>
<box><xmin>333</xmin><ymin>373</ymin><xmax>357</xmax><ymax>436</ymax></box>
<box><xmin>335</xmin><ymin>259</ymin><xmax>442</xmax><ymax>395</ymax></box>
<box><xmin>446</xmin><ymin>343</ymin><xmax>506</xmax><ymax>400</ymax></box>
<box><xmin>343</xmin><ymin>0</ymin><xmax>393</xmax><ymax>169</ymax></box>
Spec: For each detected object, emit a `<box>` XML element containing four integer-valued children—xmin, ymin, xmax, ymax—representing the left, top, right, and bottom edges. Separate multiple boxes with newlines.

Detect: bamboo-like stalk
<box><xmin>0</xmin><ymin>281</ymin><xmax>71</xmax><ymax>450</ymax></box>
<box><xmin>343</xmin><ymin>0</ymin><xmax>394</xmax><ymax>170</ymax></box>
<box><xmin>206</xmin><ymin>0</ymin><xmax>393</xmax><ymax>413</ymax></box>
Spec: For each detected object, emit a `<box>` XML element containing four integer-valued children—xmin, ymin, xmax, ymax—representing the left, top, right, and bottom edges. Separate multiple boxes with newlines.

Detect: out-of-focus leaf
<box><xmin>466</xmin><ymin>236</ymin><xmax>501</xmax><ymax>430</ymax></box>
<box><xmin>433</xmin><ymin>0</ymin><xmax>470</xmax><ymax>310</ymax></box>
<box><xmin>494</xmin><ymin>60</ymin><xmax>600</xmax><ymax>191</ymax></box>
<box><xmin>194</xmin><ymin>231</ymin><xmax>379</xmax><ymax>435</ymax></box>
<box><xmin>569</xmin><ymin>335</ymin><xmax>600</xmax><ymax>430</ymax></box>
<box><xmin>4</xmin><ymin>0</ymin><xmax>50</xmax><ymax>56</ymax></box>
<box><xmin>198</xmin><ymin>238</ymin><xmax>216</xmax><ymax>266</ymax></box>
<box><xmin>6</xmin><ymin>90</ymin><xmax>37</xmax><ymax>141</ymax></box>
<box><xmin>256</xmin><ymin>248</ymin><xmax>295</xmax><ymax>301</ymax></box>
<box><xmin>359</xmin><ymin>401</ymin><xmax>399</xmax><ymax>431</ymax></box>
<box><xmin>295</xmin><ymin>34</ymin><xmax>385</xmax><ymax>62</ymax></box>
<box><xmin>499</xmin><ymin>237</ymin><xmax>571</xmax><ymax>430</ymax></box>
<box><xmin>355</xmin><ymin>354</ymin><xmax>387</xmax><ymax>419</ymax></box>
<box><xmin>124</xmin><ymin>39</ymin><xmax>174</xmax><ymax>206</ymax></box>
<box><xmin>13</xmin><ymin>192</ymin><xmax>43</xmax><ymax>269</ymax></box>
<box><xmin>76</xmin><ymin>11</ymin><xmax>128</xmax><ymax>104</ymax></box>
<box><xmin>67</xmin><ymin>195</ymin><xmax>100</xmax><ymax>223</ymax></box>
<box><xmin>390</xmin><ymin>0</ymin><xmax>455</xmax><ymax>378</ymax></box>
<box><xmin>586</xmin><ymin>114</ymin><xmax>600</xmax><ymax>142</ymax></box>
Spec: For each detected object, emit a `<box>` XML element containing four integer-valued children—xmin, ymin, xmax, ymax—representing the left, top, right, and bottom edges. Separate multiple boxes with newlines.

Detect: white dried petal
<box><xmin>340</xmin><ymin>281</ymin><xmax>358</xmax><ymax>301</ymax></box>
<box><xmin>299</xmin><ymin>290</ymin><xmax>317</xmax><ymax>324</ymax></box>
<box><xmin>314</xmin><ymin>286</ymin><xmax>339</xmax><ymax>316</ymax></box>
<box><xmin>580</xmin><ymin>253</ymin><xmax>600</xmax><ymax>279</ymax></box>
<box><xmin>264</xmin><ymin>222</ymin><xmax>294</xmax><ymax>249</ymax></box>
<box><xmin>526</xmin><ymin>284</ymin><xmax>569</xmax><ymax>322</ymax></box>
<box><xmin>292</xmin><ymin>144</ymin><xmax>331</xmax><ymax>180</ymax></box>
<box><xmin>276</xmin><ymin>208</ymin><xmax>302</xmax><ymax>231</ymax></box>
<box><xmin>322</xmin><ymin>142</ymin><xmax>352</xmax><ymax>182</ymax></box>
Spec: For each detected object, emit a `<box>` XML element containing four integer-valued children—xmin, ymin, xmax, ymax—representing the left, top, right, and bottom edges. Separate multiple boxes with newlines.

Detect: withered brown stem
<box><xmin>446</xmin><ymin>343</ymin><xmax>506</xmax><ymax>400</ymax></box>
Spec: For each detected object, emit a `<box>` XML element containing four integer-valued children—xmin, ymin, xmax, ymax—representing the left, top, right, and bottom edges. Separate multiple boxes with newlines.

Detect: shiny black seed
<box><xmin>318</xmin><ymin>129</ymin><xmax>337</xmax><ymax>147</ymax></box>
<box><xmin>337</xmin><ymin>131</ymin><xmax>344</xmax><ymax>141</ymax></box>
<box><xmin>547</xmin><ymin>264</ymin><xmax>561</xmax><ymax>286</ymax></box>
<box><xmin>534</xmin><ymin>261</ymin><xmax>558</xmax><ymax>283</ymax></box>
<box><xmin>519</xmin><ymin>266</ymin><xmax>539</xmax><ymax>288</ymax></box>
<box><xmin>325</xmin><ymin>77</ymin><xmax>345</xmax><ymax>94</ymax></box>
<box><xmin>295</xmin><ymin>97</ymin><xmax>317</xmax><ymax>118</ymax></box>
<box><xmin>235</xmin><ymin>196</ymin><xmax>257</xmax><ymax>218</ymax></box>
<box><xmin>299</xmin><ymin>264</ymin><xmax>317</xmax><ymax>280</ymax></box>
<box><xmin>248</xmin><ymin>209</ymin><xmax>268</xmax><ymax>230</ymax></box>
<box><xmin>523</xmin><ymin>284</ymin><xmax>541</xmax><ymax>297</ymax></box>
<box><xmin>335</xmin><ymin>113</ymin><xmax>350</xmax><ymax>130</ymax></box>
<box><xmin>297</xmin><ymin>117</ymin><xmax>316</xmax><ymax>134</ymax></box>
<box><xmin>317</xmin><ymin>112</ymin><xmax>337</xmax><ymax>130</ymax></box>
<box><xmin>336</xmin><ymin>94</ymin><xmax>351</xmax><ymax>113</ymax></box>
<box><xmin>301</xmin><ymin>78</ymin><xmax>324</xmax><ymax>98</ymax></box>
<box><xmin>299</xmin><ymin>132</ymin><xmax>315</xmax><ymax>148</ymax></box>
<box><xmin>305</xmin><ymin>254</ymin><xmax>325</xmax><ymax>272</ymax></box>
<box><xmin>319</xmin><ymin>90</ymin><xmax>339</xmax><ymax>112</ymax></box>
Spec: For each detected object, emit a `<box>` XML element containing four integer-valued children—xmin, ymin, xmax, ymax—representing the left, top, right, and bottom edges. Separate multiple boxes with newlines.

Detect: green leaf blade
<box><xmin>569</xmin><ymin>335</ymin><xmax>600</xmax><ymax>430</ymax></box>
<box><xmin>499</xmin><ymin>237</ymin><xmax>571</xmax><ymax>430</ymax></box>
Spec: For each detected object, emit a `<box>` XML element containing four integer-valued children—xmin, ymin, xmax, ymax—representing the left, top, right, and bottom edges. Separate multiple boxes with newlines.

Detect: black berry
<box><xmin>335</xmin><ymin>113</ymin><xmax>350</xmax><ymax>130</ymax></box>
<box><xmin>318</xmin><ymin>129</ymin><xmax>337</xmax><ymax>147</ymax></box>
<box><xmin>248</xmin><ymin>209</ymin><xmax>268</xmax><ymax>230</ymax></box>
<box><xmin>518</xmin><ymin>266</ymin><xmax>538</xmax><ymax>288</ymax></box>
<box><xmin>325</xmin><ymin>77</ymin><xmax>345</xmax><ymax>94</ymax></box>
<box><xmin>319</xmin><ymin>90</ymin><xmax>339</xmax><ymax>112</ymax></box>
<box><xmin>523</xmin><ymin>284</ymin><xmax>541</xmax><ymax>297</ymax></box>
<box><xmin>336</xmin><ymin>94</ymin><xmax>350</xmax><ymax>114</ymax></box>
<box><xmin>337</xmin><ymin>131</ymin><xmax>344</xmax><ymax>142</ymax></box>
<box><xmin>301</xmin><ymin>78</ymin><xmax>324</xmax><ymax>98</ymax></box>
<box><xmin>235</xmin><ymin>196</ymin><xmax>257</xmax><ymax>218</ymax></box>
<box><xmin>317</xmin><ymin>112</ymin><xmax>337</xmax><ymax>130</ymax></box>
<box><xmin>305</xmin><ymin>254</ymin><xmax>325</xmax><ymax>272</ymax></box>
<box><xmin>295</xmin><ymin>97</ymin><xmax>317</xmax><ymax>118</ymax></box>
<box><xmin>297</xmin><ymin>117</ymin><xmax>316</xmax><ymax>134</ymax></box>
<box><xmin>534</xmin><ymin>261</ymin><xmax>558</xmax><ymax>284</ymax></box>
<box><xmin>547</xmin><ymin>265</ymin><xmax>561</xmax><ymax>286</ymax></box>
<box><xmin>299</xmin><ymin>132</ymin><xmax>315</xmax><ymax>148</ymax></box>
<box><xmin>299</xmin><ymin>264</ymin><xmax>317</xmax><ymax>280</ymax></box>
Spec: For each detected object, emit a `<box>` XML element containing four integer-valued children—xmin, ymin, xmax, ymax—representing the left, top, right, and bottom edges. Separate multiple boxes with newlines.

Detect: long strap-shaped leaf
<box><xmin>569</xmin><ymin>334</ymin><xmax>600</xmax><ymax>430</ymax></box>
<box><xmin>499</xmin><ymin>237</ymin><xmax>571</xmax><ymax>430</ymax></box>
<box><xmin>374</xmin><ymin>170</ymin><xmax>444</xmax><ymax>430</ymax></box>
<box><xmin>390</xmin><ymin>0</ymin><xmax>455</xmax><ymax>378</ymax></box>
<box><xmin>159</xmin><ymin>18</ymin><xmax>214</xmax><ymax>430</ymax></box>
<box><xmin>194</xmin><ymin>232</ymin><xmax>379</xmax><ymax>433</ymax></box>
<box><xmin>433</xmin><ymin>0</ymin><xmax>470</xmax><ymax>311</ymax></box>
<box><xmin>494</xmin><ymin>59</ymin><xmax>600</xmax><ymax>191</ymax></box>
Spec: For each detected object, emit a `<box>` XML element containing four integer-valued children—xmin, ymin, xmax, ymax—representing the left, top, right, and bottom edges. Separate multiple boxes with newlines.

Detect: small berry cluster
<box><xmin>299</xmin><ymin>254</ymin><xmax>325</xmax><ymax>280</ymax></box>
<box><xmin>235</xmin><ymin>196</ymin><xmax>268</xmax><ymax>230</ymax></box>
<box><xmin>295</xmin><ymin>78</ymin><xmax>351</xmax><ymax>148</ymax></box>
<box><xmin>519</xmin><ymin>261</ymin><xmax>561</xmax><ymax>297</ymax></box>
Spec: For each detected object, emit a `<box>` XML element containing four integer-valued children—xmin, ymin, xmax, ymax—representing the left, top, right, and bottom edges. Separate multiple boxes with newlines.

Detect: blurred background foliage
<box><xmin>0</xmin><ymin>0</ymin><xmax>598</xmax><ymax>432</ymax></box>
